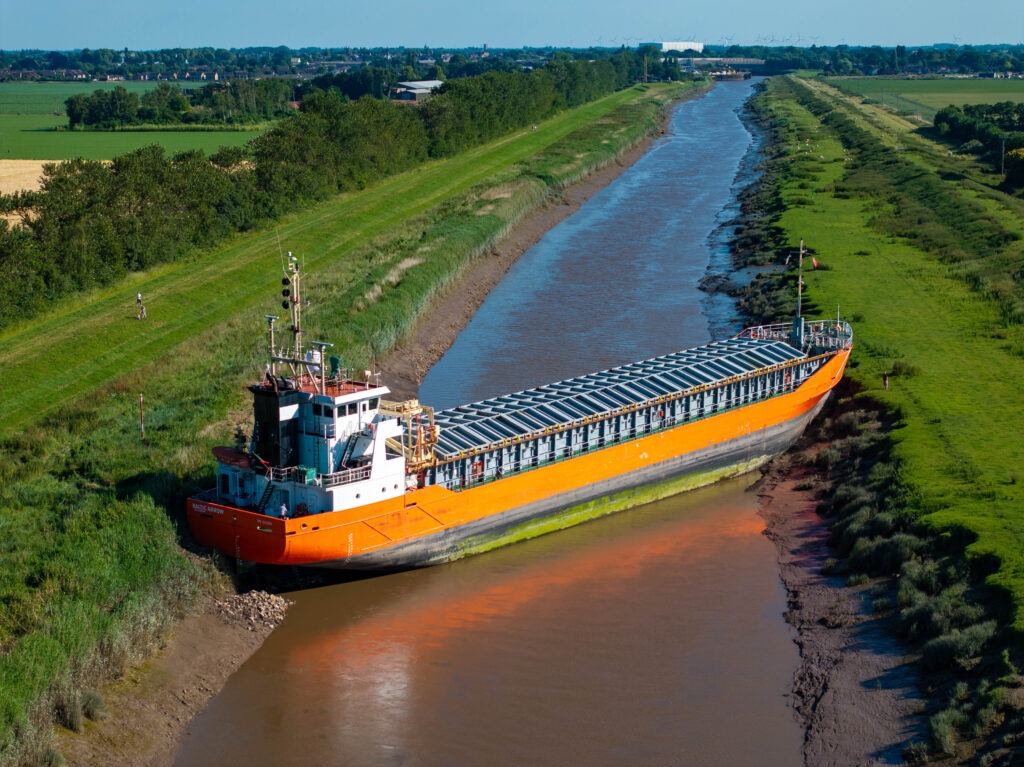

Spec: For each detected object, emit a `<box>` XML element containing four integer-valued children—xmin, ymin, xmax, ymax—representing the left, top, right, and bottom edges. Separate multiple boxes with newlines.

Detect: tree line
<box><xmin>7</xmin><ymin>43</ymin><xmax>1024</xmax><ymax>84</ymax></box>
<box><xmin>0</xmin><ymin>59</ymin><xmax>647</xmax><ymax>327</ymax></box>
<box><xmin>933</xmin><ymin>102</ymin><xmax>1024</xmax><ymax>183</ymax></box>
<box><xmin>66</xmin><ymin>79</ymin><xmax>297</xmax><ymax>128</ymax></box>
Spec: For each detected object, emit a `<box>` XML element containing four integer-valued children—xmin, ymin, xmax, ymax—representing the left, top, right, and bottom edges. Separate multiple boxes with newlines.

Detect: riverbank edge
<box><xmin>52</xmin><ymin>90</ymin><xmax>694</xmax><ymax>767</ymax></box>
<box><xmin>727</xmin><ymin>83</ymin><xmax>927</xmax><ymax>763</ymax></box>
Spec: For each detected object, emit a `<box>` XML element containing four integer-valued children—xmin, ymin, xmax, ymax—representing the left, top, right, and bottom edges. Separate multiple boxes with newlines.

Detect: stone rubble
<box><xmin>213</xmin><ymin>591</ymin><xmax>292</xmax><ymax>631</ymax></box>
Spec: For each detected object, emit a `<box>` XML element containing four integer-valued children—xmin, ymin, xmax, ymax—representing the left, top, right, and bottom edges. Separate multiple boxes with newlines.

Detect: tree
<box><xmin>1005</xmin><ymin>148</ymin><xmax>1024</xmax><ymax>186</ymax></box>
<box><xmin>65</xmin><ymin>94</ymin><xmax>87</xmax><ymax>128</ymax></box>
<box><xmin>139</xmin><ymin>82</ymin><xmax>190</xmax><ymax>123</ymax></box>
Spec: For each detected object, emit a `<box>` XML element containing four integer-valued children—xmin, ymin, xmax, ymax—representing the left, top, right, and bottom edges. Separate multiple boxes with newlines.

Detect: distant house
<box><xmin>390</xmin><ymin>79</ymin><xmax>444</xmax><ymax>102</ymax></box>
<box><xmin>643</xmin><ymin>41</ymin><xmax>705</xmax><ymax>54</ymax></box>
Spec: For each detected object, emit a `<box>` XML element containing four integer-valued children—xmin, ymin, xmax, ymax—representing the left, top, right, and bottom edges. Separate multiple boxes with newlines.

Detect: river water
<box><xmin>175</xmin><ymin>79</ymin><xmax>804</xmax><ymax>766</ymax></box>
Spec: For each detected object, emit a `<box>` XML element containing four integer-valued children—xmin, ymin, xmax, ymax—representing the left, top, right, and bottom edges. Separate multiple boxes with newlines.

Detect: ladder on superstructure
<box><xmin>255</xmin><ymin>480</ymin><xmax>275</xmax><ymax>515</ymax></box>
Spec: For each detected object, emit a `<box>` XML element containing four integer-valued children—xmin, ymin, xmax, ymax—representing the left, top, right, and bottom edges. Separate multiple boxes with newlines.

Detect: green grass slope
<box><xmin>761</xmin><ymin>75</ymin><xmax>1024</xmax><ymax>627</ymax></box>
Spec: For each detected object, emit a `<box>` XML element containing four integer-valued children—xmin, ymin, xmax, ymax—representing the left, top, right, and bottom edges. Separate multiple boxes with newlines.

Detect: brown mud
<box><xmin>55</xmin><ymin>591</ymin><xmax>289</xmax><ymax>767</ymax></box>
<box><xmin>758</xmin><ymin>445</ymin><xmax>924</xmax><ymax>765</ymax></box>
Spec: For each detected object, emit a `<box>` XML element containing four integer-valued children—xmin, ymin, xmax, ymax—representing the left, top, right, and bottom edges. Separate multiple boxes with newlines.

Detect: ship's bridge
<box><xmin>249</xmin><ymin>372</ymin><xmax>390</xmax><ymax>475</ymax></box>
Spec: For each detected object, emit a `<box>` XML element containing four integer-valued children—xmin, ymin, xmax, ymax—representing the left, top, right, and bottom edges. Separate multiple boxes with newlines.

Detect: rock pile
<box><xmin>214</xmin><ymin>590</ymin><xmax>292</xmax><ymax>631</ymax></box>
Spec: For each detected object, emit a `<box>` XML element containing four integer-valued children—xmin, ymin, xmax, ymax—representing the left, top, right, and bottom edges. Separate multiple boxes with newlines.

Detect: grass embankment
<box><xmin>0</xmin><ymin>80</ymin><xmax>695</xmax><ymax>766</ymax></box>
<box><xmin>749</xmin><ymin>74</ymin><xmax>1024</xmax><ymax>761</ymax></box>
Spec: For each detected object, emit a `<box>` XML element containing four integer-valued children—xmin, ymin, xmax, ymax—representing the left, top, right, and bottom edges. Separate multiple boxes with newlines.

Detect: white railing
<box><xmin>322</xmin><ymin>465</ymin><xmax>372</xmax><ymax>488</ymax></box>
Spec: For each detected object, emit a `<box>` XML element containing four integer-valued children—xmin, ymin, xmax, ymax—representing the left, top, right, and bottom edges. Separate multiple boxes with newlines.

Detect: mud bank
<box><xmin>758</xmin><ymin>443</ymin><xmax>925</xmax><ymax>765</ymax></box>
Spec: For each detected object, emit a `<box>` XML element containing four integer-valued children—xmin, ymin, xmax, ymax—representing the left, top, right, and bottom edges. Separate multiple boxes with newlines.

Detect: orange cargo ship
<box><xmin>187</xmin><ymin>253</ymin><xmax>852</xmax><ymax>569</ymax></box>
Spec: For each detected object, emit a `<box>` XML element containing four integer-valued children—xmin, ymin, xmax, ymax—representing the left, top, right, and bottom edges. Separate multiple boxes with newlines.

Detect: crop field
<box><xmin>0</xmin><ymin>114</ymin><xmax>259</xmax><ymax>160</ymax></box>
<box><xmin>0</xmin><ymin>81</ymin><xmax>262</xmax><ymax>160</ymax></box>
<box><xmin>826</xmin><ymin>76</ymin><xmax>1024</xmax><ymax>121</ymax></box>
<box><xmin>0</xmin><ymin>80</ymin><xmax>163</xmax><ymax>115</ymax></box>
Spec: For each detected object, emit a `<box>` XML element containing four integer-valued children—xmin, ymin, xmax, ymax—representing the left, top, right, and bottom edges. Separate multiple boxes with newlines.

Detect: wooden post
<box><xmin>139</xmin><ymin>393</ymin><xmax>145</xmax><ymax>440</ymax></box>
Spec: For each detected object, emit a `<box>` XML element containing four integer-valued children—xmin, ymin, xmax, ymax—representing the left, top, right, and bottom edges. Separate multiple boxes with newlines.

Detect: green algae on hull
<box><xmin>453</xmin><ymin>456</ymin><xmax>770</xmax><ymax>561</ymax></box>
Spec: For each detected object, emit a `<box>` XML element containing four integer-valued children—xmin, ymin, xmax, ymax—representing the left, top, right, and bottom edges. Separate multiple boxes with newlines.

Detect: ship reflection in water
<box><xmin>175</xmin><ymin>476</ymin><xmax>802</xmax><ymax>766</ymax></box>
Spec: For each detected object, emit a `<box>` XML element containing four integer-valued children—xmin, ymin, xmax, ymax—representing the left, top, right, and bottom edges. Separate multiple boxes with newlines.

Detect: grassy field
<box><xmin>826</xmin><ymin>76</ymin><xmax>1024</xmax><ymax>122</ymax></box>
<box><xmin>0</xmin><ymin>83</ymin><xmax>681</xmax><ymax>437</ymax></box>
<box><xmin>0</xmin><ymin>80</ymin><xmax>693</xmax><ymax>765</ymax></box>
<box><xmin>0</xmin><ymin>81</ymin><xmax>164</xmax><ymax>115</ymax></box>
<box><xmin>772</xmin><ymin>76</ymin><xmax>1024</xmax><ymax>608</ymax></box>
<box><xmin>0</xmin><ymin>114</ymin><xmax>259</xmax><ymax>160</ymax></box>
<box><xmin>0</xmin><ymin>80</ymin><xmax>262</xmax><ymax>160</ymax></box>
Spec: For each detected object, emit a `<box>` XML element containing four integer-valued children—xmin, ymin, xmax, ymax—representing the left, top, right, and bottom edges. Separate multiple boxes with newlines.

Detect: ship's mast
<box><xmin>791</xmin><ymin>239</ymin><xmax>806</xmax><ymax>350</ymax></box>
<box><xmin>265</xmin><ymin>254</ymin><xmax>303</xmax><ymax>376</ymax></box>
<box><xmin>285</xmin><ymin>252</ymin><xmax>302</xmax><ymax>361</ymax></box>
<box><xmin>263</xmin><ymin>254</ymin><xmax>334</xmax><ymax>392</ymax></box>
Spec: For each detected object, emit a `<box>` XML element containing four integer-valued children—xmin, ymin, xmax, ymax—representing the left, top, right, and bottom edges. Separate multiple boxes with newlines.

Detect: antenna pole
<box><xmin>797</xmin><ymin>239</ymin><xmax>804</xmax><ymax>318</ymax></box>
<box><xmin>265</xmin><ymin>315</ymin><xmax>278</xmax><ymax>376</ymax></box>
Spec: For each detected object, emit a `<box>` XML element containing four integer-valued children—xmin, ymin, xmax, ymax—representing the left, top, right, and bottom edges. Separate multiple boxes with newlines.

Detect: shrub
<box><xmin>815</xmin><ymin>445</ymin><xmax>842</xmax><ymax>469</ymax></box>
<box><xmin>902</xmin><ymin>739</ymin><xmax>929</xmax><ymax>764</ymax></box>
<box><xmin>848</xmin><ymin>532</ymin><xmax>925</xmax><ymax>575</ymax></box>
<box><xmin>81</xmin><ymin>691</ymin><xmax>106</xmax><ymax>722</ymax></box>
<box><xmin>929</xmin><ymin>706</ymin><xmax>969</xmax><ymax>755</ymax></box>
<box><xmin>53</xmin><ymin>688</ymin><xmax>82</xmax><ymax>734</ymax></box>
<box><xmin>921</xmin><ymin>621</ymin><xmax>998</xmax><ymax>671</ymax></box>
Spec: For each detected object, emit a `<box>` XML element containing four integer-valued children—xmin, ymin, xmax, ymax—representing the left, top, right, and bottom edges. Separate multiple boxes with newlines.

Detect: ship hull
<box><xmin>326</xmin><ymin>393</ymin><xmax>827</xmax><ymax>569</ymax></box>
<box><xmin>188</xmin><ymin>348</ymin><xmax>848</xmax><ymax>569</ymax></box>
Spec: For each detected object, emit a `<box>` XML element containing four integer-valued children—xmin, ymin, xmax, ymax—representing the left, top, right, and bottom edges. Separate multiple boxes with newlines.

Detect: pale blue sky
<box><xmin>1</xmin><ymin>0</ymin><xmax>1019</xmax><ymax>51</ymax></box>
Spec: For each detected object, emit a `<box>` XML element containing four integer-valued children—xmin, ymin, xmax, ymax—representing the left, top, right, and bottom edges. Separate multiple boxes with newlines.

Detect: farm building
<box><xmin>391</xmin><ymin>80</ymin><xmax>445</xmax><ymax>102</ymax></box>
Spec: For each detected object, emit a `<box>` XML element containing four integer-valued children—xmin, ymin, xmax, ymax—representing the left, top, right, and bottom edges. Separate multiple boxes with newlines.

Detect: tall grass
<box><xmin>0</xmin><ymin>80</ymin><xmax>692</xmax><ymax>766</ymax></box>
